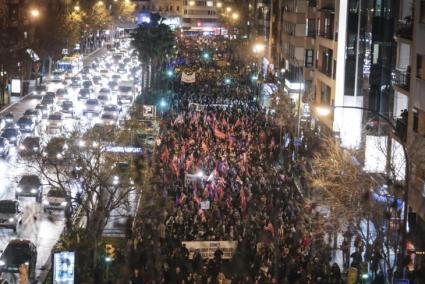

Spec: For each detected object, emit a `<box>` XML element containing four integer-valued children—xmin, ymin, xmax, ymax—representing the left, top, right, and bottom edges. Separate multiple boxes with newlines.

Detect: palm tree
<box><xmin>131</xmin><ymin>13</ymin><xmax>175</xmax><ymax>90</ymax></box>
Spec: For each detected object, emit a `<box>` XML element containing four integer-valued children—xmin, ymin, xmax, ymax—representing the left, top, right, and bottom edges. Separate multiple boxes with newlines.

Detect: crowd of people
<box><xmin>129</xmin><ymin>36</ymin><xmax>343</xmax><ymax>284</ymax></box>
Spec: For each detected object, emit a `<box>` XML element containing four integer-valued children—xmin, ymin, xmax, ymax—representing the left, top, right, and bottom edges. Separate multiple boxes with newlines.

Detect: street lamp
<box><xmin>30</xmin><ymin>8</ymin><xmax>40</xmax><ymax>18</ymax></box>
<box><xmin>74</xmin><ymin>5</ymin><xmax>80</xmax><ymax>12</ymax></box>
<box><xmin>189</xmin><ymin>0</ymin><xmax>195</xmax><ymax>6</ymax></box>
<box><xmin>226</xmin><ymin>7</ymin><xmax>232</xmax><ymax>12</ymax></box>
<box><xmin>315</xmin><ymin>104</ymin><xmax>410</xmax><ymax>277</ymax></box>
<box><xmin>231</xmin><ymin>13</ymin><xmax>239</xmax><ymax>20</ymax></box>
<box><xmin>252</xmin><ymin>43</ymin><xmax>266</xmax><ymax>54</ymax></box>
<box><xmin>97</xmin><ymin>1</ymin><xmax>104</xmax><ymax>6</ymax></box>
<box><xmin>217</xmin><ymin>2</ymin><xmax>222</xmax><ymax>8</ymax></box>
<box><xmin>202</xmin><ymin>52</ymin><xmax>210</xmax><ymax>60</ymax></box>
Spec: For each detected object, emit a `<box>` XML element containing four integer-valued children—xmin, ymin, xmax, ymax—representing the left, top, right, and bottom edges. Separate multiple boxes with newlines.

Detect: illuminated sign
<box><xmin>11</xmin><ymin>79</ymin><xmax>21</xmax><ymax>94</ymax></box>
<box><xmin>53</xmin><ymin>251</ymin><xmax>75</xmax><ymax>284</ymax></box>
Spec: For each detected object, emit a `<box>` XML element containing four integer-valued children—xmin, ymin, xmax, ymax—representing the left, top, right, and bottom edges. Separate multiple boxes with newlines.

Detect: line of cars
<box><xmin>0</xmin><ymin>39</ymin><xmax>141</xmax><ymax>281</ymax></box>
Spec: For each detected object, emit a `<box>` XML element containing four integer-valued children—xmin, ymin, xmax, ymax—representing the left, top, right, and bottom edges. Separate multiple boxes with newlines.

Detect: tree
<box><xmin>23</xmin><ymin>125</ymin><xmax>139</xmax><ymax>278</ymax></box>
<box><xmin>306</xmin><ymin>135</ymin><xmax>405</xmax><ymax>282</ymax></box>
<box><xmin>131</xmin><ymin>13</ymin><xmax>175</xmax><ymax>90</ymax></box>
<box><xmin>111</xmin><ymin>0</ymin><xmax>136</xmax><ymax>23</ymax></box>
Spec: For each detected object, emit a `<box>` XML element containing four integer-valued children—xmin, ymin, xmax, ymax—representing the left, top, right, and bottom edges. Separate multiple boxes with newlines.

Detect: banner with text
<box><xmin>182</xmin><ymin>241</ymin><xmax>237</xmax><ymax>259</ymax></box>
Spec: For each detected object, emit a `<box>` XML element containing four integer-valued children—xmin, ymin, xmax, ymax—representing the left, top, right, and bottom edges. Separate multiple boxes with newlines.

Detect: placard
<box><xmin>53</xmin><ymin>251</ymin><xmax>75</xmax><ymax>284</ymax></box>
<box><xmin>201</xmin><ymin>200</ymin><xmax>210</xmax><ymax>210</ymax></box>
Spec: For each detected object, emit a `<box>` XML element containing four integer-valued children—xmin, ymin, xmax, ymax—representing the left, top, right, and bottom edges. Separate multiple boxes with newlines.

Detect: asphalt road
<box><xmin>0</xmin><ymin>45</ymin><xmax>115</xmax><ymax>282</ymax></box>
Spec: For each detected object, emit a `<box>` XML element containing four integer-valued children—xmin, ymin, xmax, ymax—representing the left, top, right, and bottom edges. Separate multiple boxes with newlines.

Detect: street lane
<box><xmin>0</xmin><ymin>42</ymin><xmax>138</xmax><ymax>281</ymax></box>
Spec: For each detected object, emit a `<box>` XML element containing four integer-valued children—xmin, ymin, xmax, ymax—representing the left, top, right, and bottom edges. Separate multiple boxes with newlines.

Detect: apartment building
<box><xmin>135</xmin><ymin>0</ymin><xmax>183</xmax><ymax>28</ymax></box>
<box><xmin>181</xmin><ymin>0</ymin><xmax>219</xmax><ymax>32</ymax></box>
<box><xmin>395</xmin><ymin>0</ymin><xmax>425</xmax><ymax>227</ymax></box>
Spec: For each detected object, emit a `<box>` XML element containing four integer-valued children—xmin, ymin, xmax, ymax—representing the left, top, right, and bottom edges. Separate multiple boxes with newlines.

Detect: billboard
<box><xmin>53</xmin><ymin>251</ymin><xmax>75</xmax><ymax>284</ymax></box>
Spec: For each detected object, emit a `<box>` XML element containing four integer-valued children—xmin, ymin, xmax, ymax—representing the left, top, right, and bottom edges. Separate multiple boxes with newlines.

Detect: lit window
<box><xmin>207</xmin><ymin>1</ymin><xmax>213</xmax><ymax>6</ymax></box>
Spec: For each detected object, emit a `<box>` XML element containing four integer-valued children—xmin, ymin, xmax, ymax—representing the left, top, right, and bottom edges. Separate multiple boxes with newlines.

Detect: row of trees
<box><xmin>131</xmin><ymin>13</ymin><xmax>175</xmax><ymax>91</ymax></box>
<box><xmin>35</xmin><ymin>0</ymin><xmax>135</xmax><ymax>59</ymax></box>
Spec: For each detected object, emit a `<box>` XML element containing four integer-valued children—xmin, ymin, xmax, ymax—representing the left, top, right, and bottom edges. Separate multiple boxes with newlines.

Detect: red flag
<box><xmin>160</xmin><ymin>147</ymin><xmax>169</xmax><ymax>162</ymax></box>
<box><xmin>214</xmin><ymin>127</ymin><xmax>226</xmax><ymax>140</ymax></box>
<box><xmin>240</xmin><ymin>189</ymin><xmax>247</xmax><ymax>212</ymax></box>
<box><xmin>201</xmin><ymin>141</ymin><xmax>208</xmax><ymax>152</ymax></box>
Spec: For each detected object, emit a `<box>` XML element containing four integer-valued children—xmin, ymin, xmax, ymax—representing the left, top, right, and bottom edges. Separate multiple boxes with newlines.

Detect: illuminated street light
<box><xmin>160</xmin><ymin>99</ymin><xmax>167</xmax><ymax>108</ymax></box>
<box><xmin>224</xmin><ymin>78</ymin><xmax>231</xmax><ymax>85</ymax></box>
<box><xmin>30</xmin><ymin>8</ymin><xmax>40</xmax><ymax>18</ymax></box>
<box><xmin>251</xmin><ymin>75</ymin><xmax>258</xmax><ymax>81</ymax></box>
<box><xmin>252</xmin><ymin>43</ymin><xmax>266</xmax><ymax>54</ymax></box>
<box><xmin>166</xmin><ymin>70</ymin><xmax>173</xmax><ymax>77</ymax></box>
<box><xmin>97</xmin><ymin>0</ymin><xmax>104</xmax><ymax>5</ymax></box>
<box><xmin>217</xmin><ymin>2</ymin><xmax>222</xmax><ymax>8</ymax></box>
<box><xmin>74</xmin><ymin>5</ymin><xmax>80</xmax><ymax>12</ymax></box>
<box><xmin>315</xmin><ymin>105</ymin><xmax>332</xmax><ymax>117</ymax></box>
<box><xmin>232</xmin><ymin>13</ymin><xmax>239</xmax><ymax>20</ymax></box>
<box><xmin>226</xmin><ymin>7</ymin><xmax>232</xmax><ymax>12</ymax></box>
<box><xmin>202</xmin><ymin>52</ymin><xmax>210</xmax><ymax>60</ymax></box>
<box><xmin>189</xmin><ymin>0</ymin><xmax>195</xmax><ymax>6</ymax></box>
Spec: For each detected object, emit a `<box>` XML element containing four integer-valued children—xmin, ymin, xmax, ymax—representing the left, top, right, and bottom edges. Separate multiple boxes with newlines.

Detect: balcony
<box><xmin>395</xmin><ymin>20</ymin><xmax>412</xmax><ymax>40</ymax></box>
<box><xmin>392</xmin><ymin>69</ymin><xmax>410</xmax><ymax>92</ymax></box>
<box><xmin>317</xmin><ymin>30</ymin><xmax>334</xmax><ymax>40</ymax></box>
<box><xmin>307</xmin><ymin>29</ymin><xmax>316</xmax><ymax>38</ymax></box>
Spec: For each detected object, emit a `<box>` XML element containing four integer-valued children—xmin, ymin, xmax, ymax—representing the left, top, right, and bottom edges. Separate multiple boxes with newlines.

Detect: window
<box><xmin>305</xmin><ymin>49</ymin><xmax>313</xmax><ymax>67</ymax></box>
<box><xmin>206</xmin><ymin>1</ymin><xmax>213</xmax><ymax>7</ymax></box>
<box><xmin>184</xmin><ymin>9</ymin><xmax>187</xmax><ymax>15</ymax></box>
<box><xmin>421</xmin><ymin>1</ymin><xmax>425</xmax><ymax>24</ymax></box>
<box><xmin>417</xmin><ymin>54</ymin><xmax>425</xmax><ymax>80</ymax></box>
<box><xmin>320</xmin><ymin>83</ymin><xmax>331</xmax><ymax>104</ymax></box>
<box><xmin>177</xmin><ymin>6</ymin><xmax>180</xmax><ymax>11</ymax></box>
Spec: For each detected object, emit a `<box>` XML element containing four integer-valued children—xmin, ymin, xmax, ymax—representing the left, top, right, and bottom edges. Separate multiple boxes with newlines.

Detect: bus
<box><xmin>56</xmin><ymin>55</ymin><xmax>83</xmax><ymax>76</ymax></box>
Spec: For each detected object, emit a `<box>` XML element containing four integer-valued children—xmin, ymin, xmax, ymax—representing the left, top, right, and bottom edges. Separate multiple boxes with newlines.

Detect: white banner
<box><xmin>182</xmin><ymin>241</ymin><xmax>237</xmax><ymax>259</ymax></box>
<box><xmin>143</xmin><ymin>105</ymin><xmax>156</xmax><ymax>118</ymax></box>
<box><xmin>181</xmin><ymin>71</ymin><xmax>196</xmax><ymax>83</ymax></box>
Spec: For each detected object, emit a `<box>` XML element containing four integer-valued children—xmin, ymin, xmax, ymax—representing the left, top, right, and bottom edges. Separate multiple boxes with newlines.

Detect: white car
<box><xmin>46</xmin><ymin>112</ymin><xmax>63</xmax><ymax>135</ymax></box>
<box><xmin>103</xmin><ymin>104</ymin><xmax>120</xmax><ymax>117</ymax></box>
<box><xmin>43</xmin><ymin>188</ymin><xmax>68</xmax><ymax>211</ymax></box>
<box><xmin>84</xmin><ymin>99</ymin><xmax>101</xmax><ymax>116</ymax></box>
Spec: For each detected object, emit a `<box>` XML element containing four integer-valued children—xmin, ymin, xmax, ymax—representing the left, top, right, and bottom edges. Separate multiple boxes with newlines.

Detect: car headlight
<box><xmin>30</xmin><ymin>189</ymin><xmax>37</xmax><ymax>194</ymax></box>
<box><xmin>60</xmin><ymin>201</ymin><xmax>67</xmax><ymax>207</ymax></box>
<box><xmin>19</xmin><ymin>145</ymin><xmax>25</xmax><ymax>150</ymax></box>
<box><xmin>43</xmin><ymin>200</ymin><xmax>49</xmax><ymax>205</ymax></box>
<box><xmin>8</xmin><ymin>218</ymin><xmax>14</xmax><ymax>223</ymax></box>
<box><xmin>10</xmin><ymin>137</ymin><xmax>16</xmax><ymax>141</ymax></box>
<box><xmin>0</xmin><ymin>260</ymin><xmax>5</xmax><ymax>266</ymax></box>
<box><xmin>16</xmin><ymin>187</ymin><xmax>22</xmax><ymax>193</ymax></box>
<box><xmin>33</xmin><ymin>147</ymin><xmax>39</xmax><ymax>151</ymax></box>
<box><xmin>0</xmin><ymin>147</ymin><xmax>4</xmax><ymax>152</ymax></box>
<box><xmin>41</xmin><ymin>91</ymin><xmax>46</xmax><ymax>95</ymax></box>
<box><xmin>56</xmin><ymin>153</ymin><xmax>63</xmax><ymax>159</ymax></box>
<box><xmin>25</xmin><ymin>125</ymin><xmax>31</xmax><ymax>129</ymax></box>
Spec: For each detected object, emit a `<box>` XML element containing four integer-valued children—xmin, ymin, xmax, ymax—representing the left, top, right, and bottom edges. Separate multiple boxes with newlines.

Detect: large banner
<box><xmin>181</xmin><ymin>71</ymin><xmax>196</xmax><ymax>83</ymax></box>
<box><xmin>182</xmin><ymin>241</ymin><xmax>238</xmax><ymax>259</ymax></box>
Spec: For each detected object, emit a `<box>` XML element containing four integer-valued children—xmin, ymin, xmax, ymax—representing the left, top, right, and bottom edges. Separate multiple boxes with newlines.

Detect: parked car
<box><xmin>0</xmin><ymin>200</ymin><xmax>22</xmax><ymax>232</ymax></box>
<box><xmin>0</xmin><ymin>240</ymin><xmax>37</xmax><ymax>281</ymax></box>
<box><xmin>16</xmin><ymin>175</ymin><xmax>43</xmax><ymax>202</ymax></box>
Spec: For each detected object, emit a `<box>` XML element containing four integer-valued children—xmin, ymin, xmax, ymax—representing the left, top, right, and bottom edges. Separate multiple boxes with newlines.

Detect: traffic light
<box><xmin>105</xmin><ymin>244</ymin><xmax>116</xmax><ymax>262</ymax></box>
